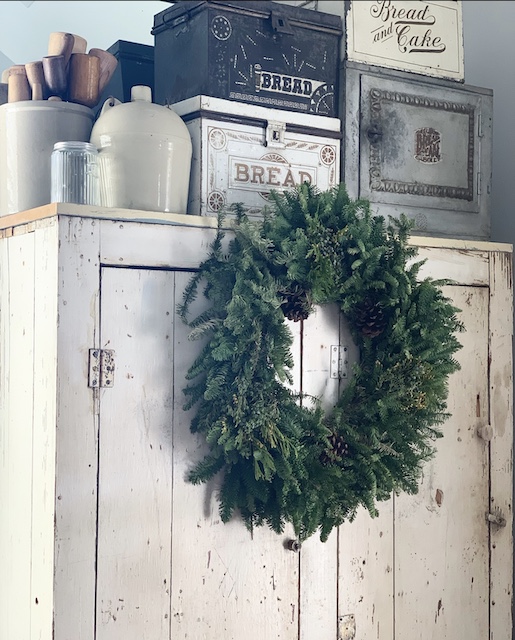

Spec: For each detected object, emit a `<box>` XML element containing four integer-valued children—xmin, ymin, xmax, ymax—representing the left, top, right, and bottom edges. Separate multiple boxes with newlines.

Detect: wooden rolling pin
<box><xmin>25</xmin><ymin>61</ymin><xmax>49</xmax><ymax>100</ymax></box>
<box><xmin>89</xmin><ymin>48</ymin><xmax>118</xmax><ymax>94</ymax></box>
<box><xmin>47</xmin><ymin>32</ymin><xmax>74</xmax><ymax>67</ymax></box>
<box><xmin>31</xmin><ymin>83</ymin><xmax>43</xmax><ymax>100</ymax></box>
<box><xmin>68</xmin><ymin>53</ymin><xmax>100</xmax><ymax>108</ymax></box>
<box><xmin>42</xmin><ymin>55</ymin><xmax>67</xmax><ymax>98</ymax></box>
<box><xmin>8</xmin><ymin>71</ymin><xmax>31</xmax><ymax>102</ymax></box>
<box><xmin>3</xmin><ymin>65</ymin><xmax>26</xmax><ymax>83</ymax></box>
<box><xmin>71</xmin><ymin>34</ymin><xmax>87</xmax><ymax>54</ymax></box>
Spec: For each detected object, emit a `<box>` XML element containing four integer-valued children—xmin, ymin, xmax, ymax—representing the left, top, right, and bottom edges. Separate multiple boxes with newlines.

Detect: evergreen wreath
<box><xmin>179</xmin><ymin>183</ymin><xmax>463</xmax><ymax>542</ymax></box>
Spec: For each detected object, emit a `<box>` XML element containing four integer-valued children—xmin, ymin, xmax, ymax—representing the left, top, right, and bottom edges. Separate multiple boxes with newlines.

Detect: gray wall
<box><xmin>0</xmin><ymin>1</ymin><xmax>162</xmax><ymax>68</ymax></box>
<box><xmin>462</xmin><ymin>5</ymin><xmax>515</xmax><ymax>637</ymax></box>
<box><xmin>462</xmin><ymin>0</ymin><xmax>515</xmax><ymax>243</ymax></box>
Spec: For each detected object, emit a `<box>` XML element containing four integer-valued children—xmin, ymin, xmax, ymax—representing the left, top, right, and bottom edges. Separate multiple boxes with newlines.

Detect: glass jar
<box><xmin>51</xmin><ymin>140</ymin><xmax>99</xmax><ymax>205</ymax></box>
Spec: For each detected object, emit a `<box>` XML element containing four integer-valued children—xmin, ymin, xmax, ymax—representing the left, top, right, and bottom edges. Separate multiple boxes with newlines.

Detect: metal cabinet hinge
<box><xmin>88</xmin><ymin>349</ymin><xmax>115</xmax><ymax>388</ymax></box>
<box><xmin>477</xmin><ymin>113</ymin><xmax>483</xmax><ymax>138</ymax></box>
<box><xmin>338</xmin><ymin>614</ymin><xmax>356</xmax><ymax>640</ymax></box>
<box><xmin>330</xmin><ymin>345</ymin><xmax>348</xmax><ymax>380</ymax></box>
<box><xmin>477</xmin><ymin>171</ymin><xmax>482</xmax><ymax>196</ymax></box>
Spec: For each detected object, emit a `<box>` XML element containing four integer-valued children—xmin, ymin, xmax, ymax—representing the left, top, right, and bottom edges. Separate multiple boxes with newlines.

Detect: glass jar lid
<box><xmin>53</xmin><ymin>141</ymin><xmax>98</xmax><ymax>153</ymax></box>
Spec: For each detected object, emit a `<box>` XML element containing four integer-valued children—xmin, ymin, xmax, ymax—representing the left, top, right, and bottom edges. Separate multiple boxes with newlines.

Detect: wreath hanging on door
<box><xmin>179</xmin><ymin>183</ymin><xmax>463</xmax><ymax>543</ymax></box>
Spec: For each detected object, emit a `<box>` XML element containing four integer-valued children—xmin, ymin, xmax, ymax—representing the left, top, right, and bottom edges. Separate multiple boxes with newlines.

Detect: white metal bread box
<box><xmin>342</xmin><ymin>62</ymin><xmax>493</xmax><ymax>239</ymax></box>
<box><xmin>172</xmin><ymin>95</ymin><xmax>341</xmax><ymax>217</ymax></box>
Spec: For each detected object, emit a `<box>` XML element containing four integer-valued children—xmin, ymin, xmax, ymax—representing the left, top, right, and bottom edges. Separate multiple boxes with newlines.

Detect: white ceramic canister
<box><xmin>90</xmin><ymin>85</ymin><xmax>192</xmax><ymax>213</ymax></box>
<box><xmin>0</xmin><ymin>100</ymin><xmax>94</xmax><ymax>215</ymax></box>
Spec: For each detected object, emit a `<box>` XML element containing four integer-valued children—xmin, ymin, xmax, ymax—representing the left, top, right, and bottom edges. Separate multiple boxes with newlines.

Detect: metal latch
<box><xmin>477</xmin><ymin>424</ymin><xmax>493</xmax><ymax>441</ymax></box>
<box><xmin>88</xmin><ymin>349</ymin><xmax>115</xmax><ymax>388</ymax></box>
<box><xmin>330</xmin><ymin>345</ymin><xmax>348</xmax><ymax>380</ymax></box>
<box><xmin>486</xmin><ymin>508</ymin><xmax>506</xmax><ymax>528</ymax></box>
<box><xmin>270</xmin><ymin>11</ymin><xmax>294</xmax><ymax>35</ymax></box>
<box><xmin>162</xmin><ymin>12</ymin><xmax>189</xmax><ymax>29</ymax></box>
<box><xmin>265</xmin><ymin>120</ymin><xmax>286</xmax><ymax>148</ymax></box>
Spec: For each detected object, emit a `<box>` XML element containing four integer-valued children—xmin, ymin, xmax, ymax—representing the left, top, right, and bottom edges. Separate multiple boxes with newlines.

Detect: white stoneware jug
<box><xmin>90</xmin><ymin>85</ymin><xmax>192</xmax><ymax>213</ymax></box>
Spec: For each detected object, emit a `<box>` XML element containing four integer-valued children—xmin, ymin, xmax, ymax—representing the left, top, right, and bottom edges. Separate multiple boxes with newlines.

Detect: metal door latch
<box><xmin>477</xmin><ymin>424</ymin><xmax>493</xmax><ymax>441</ymax></box>
<box><xmin>270</xmin><ymin>11</ymin><xmax>294</xmax><ymax>35</ymax></box>
<box><xmin>330</xmin><ymin>345</ymin><xmax>348</xmax><ymax>380</ymax></box>
<box><xmin>486</xmin><ymin>508</ymin><xmax>506</xmax><ymax>528</ymax></box>
<box><xmin>366</xmin><ymin>123</ymin><xmax>383</xmax><ymax>144</ymax></box>
<box><xmin>265</xmin><ymin>120</ymin><xmax>286</xmax><ymax>148</ymax></box>
<box><xmin>88</xmin><ymin>349</ymin><xmax>115</xmax><ymax>388</ymax></box>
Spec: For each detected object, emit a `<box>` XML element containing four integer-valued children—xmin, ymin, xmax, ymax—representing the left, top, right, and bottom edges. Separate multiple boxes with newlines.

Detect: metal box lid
<box><xmin>95</xmin><ymin>40</ymin><xmax>155</xmax><ymax>114</ymax></box>
<box><xmin>106</xmin><ymin>40</ymin><xmax>154</xmax><ymax>63</ymax></box>
<box><xmin>153</xmin><ymin>1</ymin><xmax>343</xmax><ymax>35</ymax></box>
<box><xmin>152</xmin><ymin>0</ymin><xmax>343</xmax><ymax>116</ymax></box>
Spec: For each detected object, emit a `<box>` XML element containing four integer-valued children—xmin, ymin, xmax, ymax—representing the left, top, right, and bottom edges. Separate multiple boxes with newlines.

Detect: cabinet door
<box><xmin>96</xmin><ymin>267</ymin><xmax>300</xmax><ymax>640</ymax></box>
<box><xmin>338</xmin><ymin>284</ymin><xmax>492</xmax><ymax>640</ymax></box>
<box><xmin>96</xmin><ymin>267</ymin><xmax>176</xmax><ymax>640</ymax></box>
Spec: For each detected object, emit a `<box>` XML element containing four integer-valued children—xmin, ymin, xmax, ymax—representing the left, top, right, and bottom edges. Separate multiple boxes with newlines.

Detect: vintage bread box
<box><xmin>342</xmin><ymin>61</ymin><xmax>492</xmax><ymax>239</ymax></box>
<box><xmin>172</xmin><ymin>94</ymin><xmax>341</xmax><ymax>216</ymax></box>
<box><xmin>95</xmin><ymin>40</ymin><xmax>154</xmax><ymax>114</ymax></box>
<box><xmin>152</xmin><ymin>0</ymin><xmax>342</xmax><ymax>117</ymax></box>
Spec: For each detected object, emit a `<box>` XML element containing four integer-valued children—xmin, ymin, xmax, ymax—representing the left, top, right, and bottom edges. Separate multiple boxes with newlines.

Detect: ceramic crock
<box><xmin>90</xmin><ymin>85</ymin><xmax>192</xmax><ymax>213</ymax></box>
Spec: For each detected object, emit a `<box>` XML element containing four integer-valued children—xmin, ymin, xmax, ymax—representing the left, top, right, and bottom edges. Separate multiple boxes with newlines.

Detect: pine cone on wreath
<box><xmin>353</xmin><ymin>297</ymin><xmax>388</xmax><ymax>338</ymax></box>
<box><xmin>280</xmin><ymin>284</ymin><xmax>311</xmax><ymax>322</ymax></box>
<box><xmin>320</xmin><ymin>431</ymin><xmax>350</xmax><ymax>465</ymax></box>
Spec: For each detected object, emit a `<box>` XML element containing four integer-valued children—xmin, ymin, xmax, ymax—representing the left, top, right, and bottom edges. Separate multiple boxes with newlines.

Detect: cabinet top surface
<box><xmin>0</xmin><ymin>203</ymin><xmax>512</xmax><ymax>253</ymax></box>
<box><xmin>0</xmin><ymin>203</ymin><xmax>220</xmax><ymax>232</ymax></box>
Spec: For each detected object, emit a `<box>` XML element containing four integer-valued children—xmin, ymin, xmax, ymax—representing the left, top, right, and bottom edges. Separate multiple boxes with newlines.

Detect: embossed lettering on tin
<box><xmin>415</xmin><ymin>127</ymin><xmax>441</xmax><ymax>163</ymax></box>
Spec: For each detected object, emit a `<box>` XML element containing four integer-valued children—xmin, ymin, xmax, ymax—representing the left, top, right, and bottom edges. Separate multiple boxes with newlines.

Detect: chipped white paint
<box><xmin>488</xmin><ymin>251</ymin><xmax>514</xmax><ymax>640</ymax></box>
<box><xmin>300</xmin><ymin>305</ymin><xmax>340</xmax><ymax>640</ymax></box>
<box><xmin>0</xmin><ymin>207</ymin><xmax>512</xmax><ymax>640</ymax></box>
<box><xmin>395</xmin><ymin>286</ymin><xmax>490</xmax><ymax>639</ymax></box>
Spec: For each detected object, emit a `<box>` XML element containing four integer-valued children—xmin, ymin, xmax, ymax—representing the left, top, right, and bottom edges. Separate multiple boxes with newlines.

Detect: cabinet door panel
<box><xmin>97</xmin><ymin>267</ymin><xmax>175</xmax><ymax>640</ymax></box>
<box><xmin>170</xmin><ymin>271</ymin><xmax>300</xmax><ymax>640</ymax></box>
<box><xmin>300</xmin><ymin>305</ymin><xmax>340</xmax><ymax>640</ymax></box>
<box><xmin>394</xmin><ymin>285</ymin><xmax>490</xmax><ymax>639</ymax></box>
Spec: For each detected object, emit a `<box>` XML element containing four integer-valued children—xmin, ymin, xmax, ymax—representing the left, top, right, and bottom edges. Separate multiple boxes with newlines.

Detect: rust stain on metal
<box><xmin>476</xmin><ymin>393</ymin><xmax>481</xmax><ymax>417</ymax></box>
<box><xmin>435</xmin><ymin>489</ymin><xmax>444</xmax><ymax>507</ymax></box>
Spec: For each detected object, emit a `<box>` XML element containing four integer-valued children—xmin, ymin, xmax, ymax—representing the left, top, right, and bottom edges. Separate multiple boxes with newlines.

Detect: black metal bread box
<box><xmin>152</xmin><ymin>0</ymin><xmax>343</xmax><ymax>117</ymax></box>
<box><xmin>95</xmin><ymin>40</ymin><xmax>154</xmax><ymax>113</ymax></box>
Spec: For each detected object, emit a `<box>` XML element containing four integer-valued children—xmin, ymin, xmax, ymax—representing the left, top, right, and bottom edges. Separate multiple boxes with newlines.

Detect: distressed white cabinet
<box><xmin>0</xmin><ymin>204</ymin><xmax>512</xmax><ymax>640</ymax></box>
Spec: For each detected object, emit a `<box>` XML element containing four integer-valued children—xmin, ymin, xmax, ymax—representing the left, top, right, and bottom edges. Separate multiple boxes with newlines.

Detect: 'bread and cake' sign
<box><xmin>347</xmin><ymin>0</ymin><xmax>464</xmax><ymax>80</ymax></box>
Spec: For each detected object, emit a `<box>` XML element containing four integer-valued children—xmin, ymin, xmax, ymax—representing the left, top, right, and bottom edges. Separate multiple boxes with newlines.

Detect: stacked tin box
<box><xmin>152</xmin><ymin>0</ymin><xmax>343</xmax><ymax>217</ymax></box>
<box><xmin>152</xmin><ymin>0</ymin><xmax>491</xmax><ymax>239</ymax></box>
<box><xmin>276</xmin><ymin>0</ymin><xmax>492</xmax><ymax>240</ymax></box>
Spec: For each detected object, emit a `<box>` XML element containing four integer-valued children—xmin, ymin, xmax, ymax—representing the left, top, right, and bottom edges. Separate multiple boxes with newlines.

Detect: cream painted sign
<box><xmin>347</xmin><ymin>0</ymin><xmax>464</xmax><ymax>80</ymax></box>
